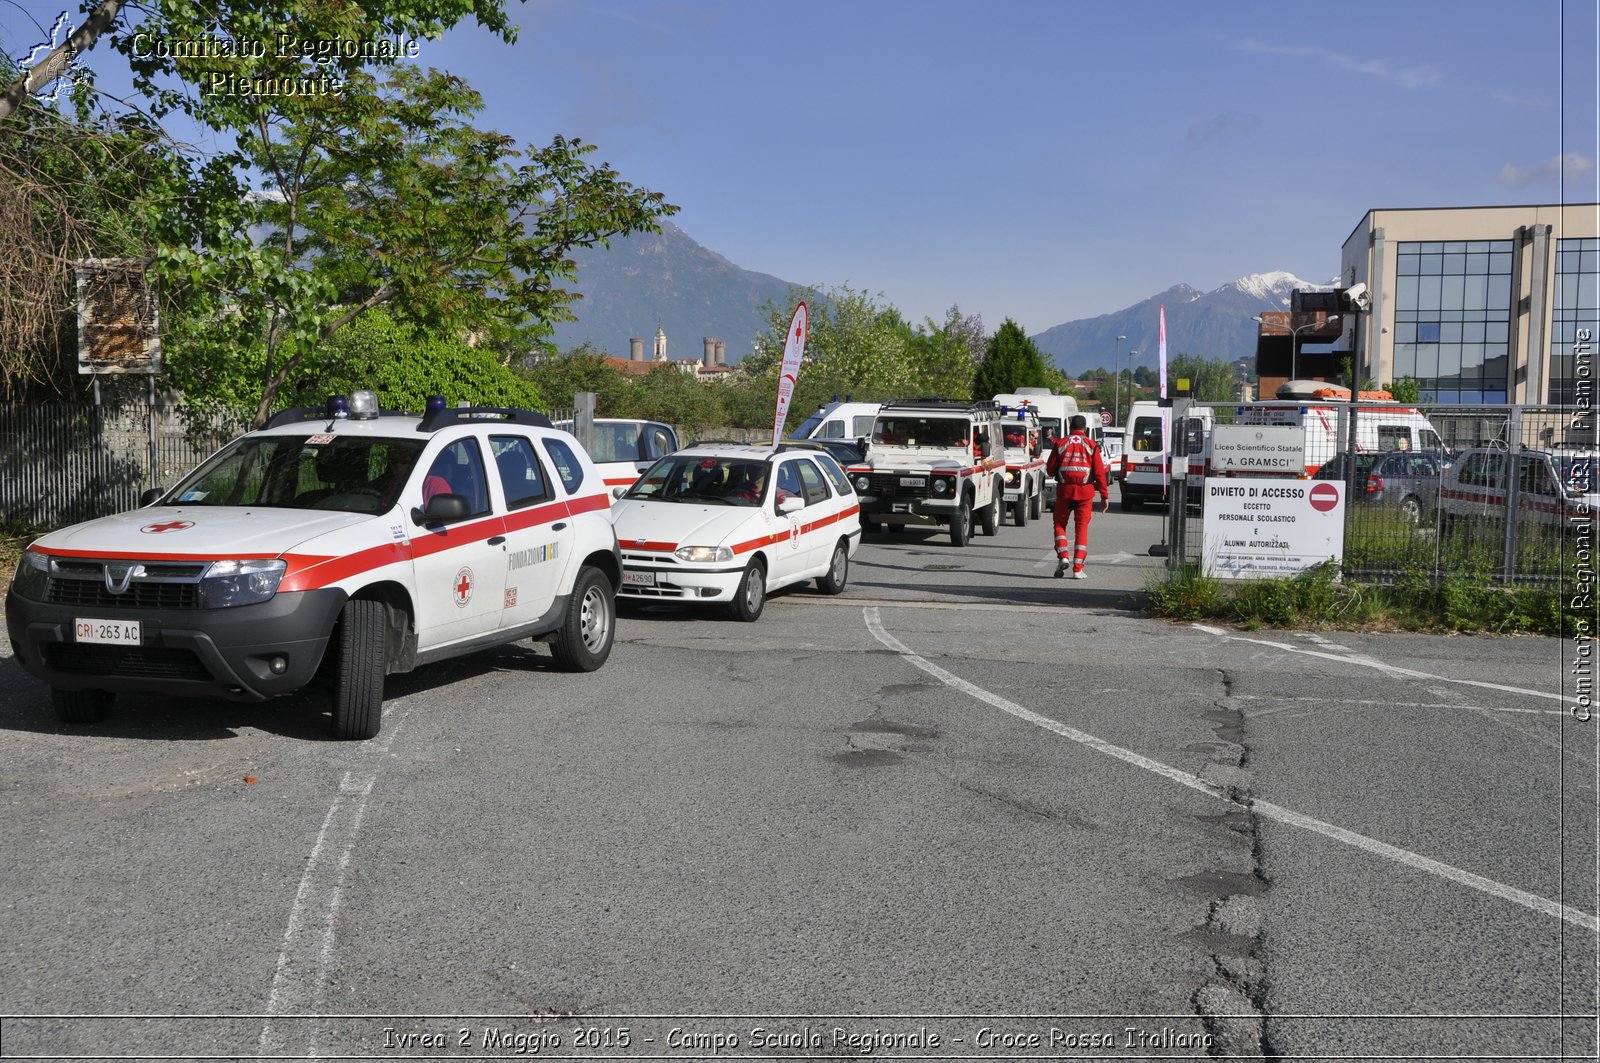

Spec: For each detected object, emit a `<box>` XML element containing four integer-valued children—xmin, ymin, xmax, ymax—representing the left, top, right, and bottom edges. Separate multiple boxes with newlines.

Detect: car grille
<box><xmin>49</xmin><ymin>580</ymin><xmax>199</xmax><ymax>609</ymax></box>
<box><xmin>867</xmin><ymin>473</ymin><xmax>929</xmax><ymax>500</ymax></box>
<box><xmin>45</xmin><ymin>559</ymin><xmax>207</xmax><ymax>610</ymax></box>
<box><xmin>45</xmin><ymin>643</ymin><xmax>212</xmax><ymax>682</ymax></box>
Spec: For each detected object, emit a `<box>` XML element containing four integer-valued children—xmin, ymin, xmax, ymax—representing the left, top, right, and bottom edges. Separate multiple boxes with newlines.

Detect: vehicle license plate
<box><xmin>899</xmin><ymin>477</ymin><xmax>926</xmax><ymax>487</ymax></box>
<box><xmin>621</xmin><ymin>570</ymin><xmax>656</xmax><ymax>587</ymax></box>
<box><xmin>75</xmin><ymin>618</ymin><xmax>141</xmax><ymax>645</ymax></box>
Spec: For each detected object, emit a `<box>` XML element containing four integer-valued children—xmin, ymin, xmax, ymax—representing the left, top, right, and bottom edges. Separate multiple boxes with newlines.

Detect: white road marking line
<box><xmin>1194</xmin><ymin>624</ymin><xmax>1581</xmax><ymax>707</ymax></box>
<box><xmin>865</xmin><ymin>607</ymin><xmax>1598</xmax><ymax>934</ymax></box>
<box><xmin>258</xmin><ymin>706</ymin><xmax>406</xmax><ymax>1054</ymax></box>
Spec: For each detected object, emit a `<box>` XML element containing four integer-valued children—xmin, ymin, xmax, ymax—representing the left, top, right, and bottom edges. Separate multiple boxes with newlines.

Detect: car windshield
<box><xmin>165</xmin><ymin>434</ymin><xmax>427</xmax><ymax>514</ymax></box>
<box><xmin>871</xmin><ymin>417</ymin><xmax>969</xmax><ymax>448</ymax></box>
<box><xmin>793</xmin><ymin>411</ymin><xmax>826</xmax><ymax>438</ymax></box>
<box><xmin>624</xmin><ymin>455</ymin><xmax>770</xmax><ymax>507</ymax></box>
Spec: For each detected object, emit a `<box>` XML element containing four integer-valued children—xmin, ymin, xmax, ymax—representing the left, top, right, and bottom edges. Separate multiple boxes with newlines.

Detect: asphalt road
<box><xmin>1</xmin><ymin>495</ymin><xmax>1594</xmax><ymax>1061</ymax></box>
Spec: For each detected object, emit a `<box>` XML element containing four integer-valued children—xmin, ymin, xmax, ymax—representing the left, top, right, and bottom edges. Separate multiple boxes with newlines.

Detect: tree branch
<box><xmin>0</xmin><ymin>0</ymin><xmax>127</xmax><ymax>121</ymax></box>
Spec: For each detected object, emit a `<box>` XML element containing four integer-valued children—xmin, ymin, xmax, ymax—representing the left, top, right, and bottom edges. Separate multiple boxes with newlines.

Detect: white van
<box><xmin>1121</xmin><ymin>400</ymin><xmax>1214</xmax><ymax>511</ymax></box>
<box><xmin>993</xmin><ymin>388</ymin><xmax>1078</xmax><ymax>447</ymax></box>
<box><xmin>1237</xmin><ymin>381</ymin><xmax>1444</xmax><ymax>474</ymax></box>
<box><xmin>793</xmin><ymin>400</ymin><xmax>881</xmax><ymax>443</ymax></box>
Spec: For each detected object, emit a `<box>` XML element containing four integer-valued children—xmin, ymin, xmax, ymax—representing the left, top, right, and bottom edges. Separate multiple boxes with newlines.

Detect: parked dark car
<box><xmin>1313</xmin><ymin>449</ymin><xmax>1452</xmax><ymax>526</ymax></box>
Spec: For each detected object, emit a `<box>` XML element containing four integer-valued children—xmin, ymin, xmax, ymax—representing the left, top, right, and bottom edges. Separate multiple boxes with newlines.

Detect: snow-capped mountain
<box><xmin>1033</xmin><ymin>272</ymin><xmax>1336</xmax><ymax>376</ymax></box>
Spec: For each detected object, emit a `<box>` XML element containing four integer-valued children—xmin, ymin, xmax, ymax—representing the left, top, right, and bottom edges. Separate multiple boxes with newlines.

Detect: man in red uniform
<box><xmin>1046</xmin><ymin>414</ymin><xmax>1109</xmax><ymax>579</ymax></box>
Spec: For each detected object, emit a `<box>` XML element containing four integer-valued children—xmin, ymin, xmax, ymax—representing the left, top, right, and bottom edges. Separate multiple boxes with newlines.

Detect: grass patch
<box><xmin>1146</xmin><ymin>560</ymin><xmax>1568</xmax><ymax>636</ymax></box>
<box><xmin>0</xmin><ymin>522</ymin><xmax>35</xmax><ymax>598</ymax></box>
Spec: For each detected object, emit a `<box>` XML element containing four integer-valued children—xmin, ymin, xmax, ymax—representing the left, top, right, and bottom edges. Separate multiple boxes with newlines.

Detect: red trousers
<box><xmin>1053</xmin><ymin>496</ymin><xmax>1094</xmax><ymax>571</ymax></box>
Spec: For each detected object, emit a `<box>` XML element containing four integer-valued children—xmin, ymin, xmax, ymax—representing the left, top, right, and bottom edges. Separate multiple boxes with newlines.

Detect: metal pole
<box><xmin>148</xmin><ymin>375</ymin><xmax>158</xmax><ymax>491</ymax></box>
<box><xmin>1113</xmin><ymin>335</ymin><xmax>1125</xmax><ymax>427</ymax></box>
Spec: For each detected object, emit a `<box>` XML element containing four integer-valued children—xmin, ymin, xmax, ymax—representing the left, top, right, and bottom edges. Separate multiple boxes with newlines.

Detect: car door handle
<box><xmin>552</xmin><ymin>522</ymin><xmax>567</xmax><ymax>531</ymax></box>
<box><xmin>488</xmin><ymin>535</ymin><xmax>506</xmax><ymax>546</ymax></box>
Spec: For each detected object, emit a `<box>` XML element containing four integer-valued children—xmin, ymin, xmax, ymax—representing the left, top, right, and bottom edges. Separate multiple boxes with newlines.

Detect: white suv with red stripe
<box><xmin>5</xmin><ymin>394</ymin><xmax>621</xmax><ymax>740</ymax></box>
<box><xmin>849</xmin><ymin>399</ymin><xmax>1007</xmax><ymax>546</ymax></box>
<box><xmin>610</xmin><ymin>443</ymin><xmax>861</xmax><ymax>621</ymax></box>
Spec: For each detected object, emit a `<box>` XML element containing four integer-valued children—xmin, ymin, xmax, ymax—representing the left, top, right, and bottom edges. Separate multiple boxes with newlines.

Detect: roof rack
<box><xmin>417</xmin><ymin>407</ymin><xmax>553</xmax><ymax>432</ymax></box>
<box><xmin>879</xmin><ymin>398</ymin><xmax>1000</xmax><ymax>413</ymax></box>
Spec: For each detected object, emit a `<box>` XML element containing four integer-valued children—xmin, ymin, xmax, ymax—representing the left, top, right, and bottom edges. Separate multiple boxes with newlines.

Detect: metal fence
<box><xmin>1166</xmin><ymin>400</ymin><xmax>1595</xmax><ymax>586</ymax></box>
<box><xmin>0</xmin><ymin>403</ymin><xmax>239</xmax><ymax>529</ymax></box>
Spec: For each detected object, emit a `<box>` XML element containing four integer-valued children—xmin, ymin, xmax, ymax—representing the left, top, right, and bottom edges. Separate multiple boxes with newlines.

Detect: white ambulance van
<box><xmin>1121</xmin><ymin>399</ymin><xmax>1214</xmax><ymax>511</ymax></box>
<box><xmin>793</xmin><ymin>400</ymin><xmax>881</xmax><ymax>444</ymax></box>
<box><xmin>1238</xmin><ymin>381</ymin><xmax>1444</xmax><ymax>474</ymax></box>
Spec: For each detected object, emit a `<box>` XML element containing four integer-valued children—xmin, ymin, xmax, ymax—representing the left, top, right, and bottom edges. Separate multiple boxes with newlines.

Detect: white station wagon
<box><xmin>611</xmin><ymin>443</ymin><xmax>862</xmax><ymax>620</ymax></box>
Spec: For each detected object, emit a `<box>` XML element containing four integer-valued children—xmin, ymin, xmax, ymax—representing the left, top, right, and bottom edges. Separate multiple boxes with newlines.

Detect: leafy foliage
<box><xmin>275</xmin><ymin>308</ymin><xmax>542</xmax><ymax>413</ymax></box>
<box><xmin>973</xmin><ymin>318</ymin><xmax>1049</xmax><ymax>397</ymax></box>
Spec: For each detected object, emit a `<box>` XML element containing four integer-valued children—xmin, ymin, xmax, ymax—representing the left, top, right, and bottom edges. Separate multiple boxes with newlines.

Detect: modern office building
<box><xmin>1329</xmin><ymin>204</ymin><xmax>1599</xmax><ymax>405</ymax></box>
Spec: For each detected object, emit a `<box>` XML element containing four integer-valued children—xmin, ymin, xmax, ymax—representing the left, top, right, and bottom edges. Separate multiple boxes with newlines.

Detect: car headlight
<box><xmin>10</xmin><ymin>548</ymin><xmax>50</xmax><ymax>601</ymax></box>
<box><xmin>673</xmin><ymin>545</ymin><xmax>733</xmax><ymax>564</ymax></box>
<box><xmin>854</xmin><ymin>476</ymin><xmax>870</xmax><ymax>492</ymax></box>
<box><xmin>932</xmin><ymin>477</ymin><xmax>952</xmax><ymax>495</ymax></box>
<box><xmin>199</xmin><ymin>558</ymin><xmax>287</xmax><ymax>608</ymax></box>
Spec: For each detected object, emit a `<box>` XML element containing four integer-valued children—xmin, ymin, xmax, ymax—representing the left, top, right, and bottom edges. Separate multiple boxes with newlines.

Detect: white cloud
<box><xmin>1497</xmin><ymin>153</ymin><xmax>1597</xmax><ymax>189</ymax></box>
<box><xmin>1236</xmin><ymin>37</ymin><xmax>1443</xmax><ymax>90</ymax></box>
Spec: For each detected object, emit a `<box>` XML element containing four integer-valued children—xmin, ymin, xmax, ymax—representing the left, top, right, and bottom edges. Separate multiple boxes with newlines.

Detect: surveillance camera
<box><xmin>1343</xmin><ymin>282</ymin><xmax>1371</xmax><ymax>312</ymax></box>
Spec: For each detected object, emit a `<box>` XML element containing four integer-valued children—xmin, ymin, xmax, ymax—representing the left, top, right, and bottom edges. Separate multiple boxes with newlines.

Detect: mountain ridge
<box><xmin>551</xmin><ymin>222</ymin><xmax>1331</xmax><ymax>374</ymax></box>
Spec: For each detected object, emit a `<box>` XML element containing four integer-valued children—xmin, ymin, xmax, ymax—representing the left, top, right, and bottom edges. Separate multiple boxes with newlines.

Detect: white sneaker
<box><xmin>1054</xmin><ymin>560</ymin><xmax>1066</xmax><ymax>578</ymax></box>
<box><xmin>1072</xmin><ymin>569</ymin><xmax>1087</xmax><ymax>580</ymax></box>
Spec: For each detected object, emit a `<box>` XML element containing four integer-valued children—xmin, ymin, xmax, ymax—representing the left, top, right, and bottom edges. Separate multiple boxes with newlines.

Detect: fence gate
<box><xmin>1168</xmin><ymin>400</ymin><xmax>1592</xmax><ymax>587</ymax></box>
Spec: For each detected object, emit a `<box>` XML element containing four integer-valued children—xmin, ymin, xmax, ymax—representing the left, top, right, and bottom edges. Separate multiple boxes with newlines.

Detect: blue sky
<box><xmin>6</xmin><ymin>0</ymin><xmax>1599</xmax><ymax>334</ymax></box>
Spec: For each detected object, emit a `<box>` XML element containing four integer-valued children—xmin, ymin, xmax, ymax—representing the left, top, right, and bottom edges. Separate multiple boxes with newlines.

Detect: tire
<box><xmin>862</xmin><ymin>516</ymin><xmax>880</xmax><ymax>533</ymax></box>
<box><xmin>949</xmin><ymin>500</ymin><xmax>971</xmax><ymax>547</ymax></box>
<box><xmin>816</xmin><ymin>540</ymin><xmax>849</xmax><ymax>595</ymax></box>
<box><xmin>1120</xmin><ymin>495</ymin><xmax>1136</xmax><ymax>512</ymax></box>
<box><xmin>1012</xmin><ymin>494</ymin><xmax>1028</xmax><ymax>527</ymax></box>
<box><xmin>729</xmin><ymin>559</ymin><xmax>767</xmax><ymax>622</ymax></box>
<box><xmin>886</xmin><ymin>523</ymin><xmax>902</xmax><ymax>534</ymax></box>
<box><xmin>52</xmin><ymin>687</ymin><xmax>113</xmax><ymax>724</ymax></box>
<box><xmin>1029</xmin><ymin>487</ymin><xmax>1043</xmax><ymax>520</ymax></box>
<box><xmin>551</xmin><ymin>565</ymin><xmax>615</xmax><ymax>672</ymax></box>
<box><xmin>332</xmin><ymin>598</ymin><xmax>386</xmax><ymax>741</ymax></box>
<box><xmin>979</xmin><ymin>492</ymin><xmax>1000</xmax><ymax>536</ymax></box>
<box><xmin>1399</xmin><ymin>495</ymin><xmax>1422</xmax><ymax>526</ymax></box>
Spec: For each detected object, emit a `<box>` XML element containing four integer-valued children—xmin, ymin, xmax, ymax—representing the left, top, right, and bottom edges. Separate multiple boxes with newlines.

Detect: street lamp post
<box><xmin>1123</xmin><ymin>351</ymin><xmax>1139</xmax><ymax>423</ymax></box>
<box><xmin>1113</xmin><ymin>335</ymin><xmax>1126</xmax><ymax>426</ymax></box>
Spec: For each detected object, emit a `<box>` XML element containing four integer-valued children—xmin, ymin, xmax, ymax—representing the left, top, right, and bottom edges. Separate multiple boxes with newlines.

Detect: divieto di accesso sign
<box><xmin>1200</xmin><ymin>477</ymin><xmax>1344</xmax><ymax>580</ymax></box>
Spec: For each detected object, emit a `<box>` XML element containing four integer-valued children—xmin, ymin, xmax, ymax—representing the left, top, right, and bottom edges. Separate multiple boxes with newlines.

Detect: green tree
<box><xmin>275</xmin><ymin>308</ymin><xmax>541</xmax><ymax>412</ymax></box>
<box><xmin>527</xmin><ymin>346</ymin><xmax>632</xmax><ymax>414</ymax></box>
<box><xmin>157</xmin><ymin>64</ymin><xmax>673</xmax><ymax>427</ymax></box>
<box><xmin>1167</xmin><ymin>354</ymin><xmax>1237</xmax><ymax>402</ymax></box>
<box><xmin>1385</xmin><ymin>376</ymin><xmax>1422</xmax><ymax>404</ymax></box>
<box><xmin>18</xmin><ymin>1</ymin><xmax>674</xmax><ymax>424</ymax></box>
<box><xmin>973</xmin><ymin>318</ymin><xmax>1049</xmax><ymax>397</ymax></box>
<box><xmin>906</xmin><ymin>304</ymin><xmax>983</xmax><ymax>400</ymax></box>
<box><xmin>741</xmin><ymin>285</ymin><xmax>919</xmax><ymax>432</ymax></box>
<box><xmin>622</xmin><ymin>363</ymin><xmax>724</xmax><ymax>441</ymax></box>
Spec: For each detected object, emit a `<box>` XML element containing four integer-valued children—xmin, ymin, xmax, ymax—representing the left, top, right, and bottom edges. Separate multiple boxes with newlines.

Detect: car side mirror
<box><xmin>139</xmin><ymin>488</ymin><xmax>165</xmax><ymax>506</ymax></box>
<box><xmin>611</xmin><ymin>485</ymin><xmax>629</xmax><ymax>499</ymax></box>
<box><xmin>412</xmin><ymin>492</ymin><xmax>468</xmax><ymax>526</ymax></box>
<box><xmin>778</xmin><ymin>495</ymin><xmax>804</xmax><ymax>514</ymax></box>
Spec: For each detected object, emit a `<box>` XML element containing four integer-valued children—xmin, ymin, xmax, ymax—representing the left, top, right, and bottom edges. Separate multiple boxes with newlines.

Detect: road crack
<box><xmin>1191</xmin><ymin>668</ymin><xmax>1278</xmax><ymax>1061</ymax></box>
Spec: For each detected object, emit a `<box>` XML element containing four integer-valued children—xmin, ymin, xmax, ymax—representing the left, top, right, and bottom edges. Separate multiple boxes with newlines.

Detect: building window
<box><xmin>1393</xmin><ymin>239</ymin><xmax>1513</xmax><ymax>403</ymax></box>
<box><xmin>1550</xmin><ymin>237</ymin><xmax>1600</xmax><ymax>406</ymax></box>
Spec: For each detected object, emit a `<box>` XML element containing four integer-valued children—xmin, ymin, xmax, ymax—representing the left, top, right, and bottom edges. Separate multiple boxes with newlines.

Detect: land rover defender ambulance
<box><xmin>849</xmin><ymin>399</ymin><xmax>1007</xmax><ymax>546</ymax></box>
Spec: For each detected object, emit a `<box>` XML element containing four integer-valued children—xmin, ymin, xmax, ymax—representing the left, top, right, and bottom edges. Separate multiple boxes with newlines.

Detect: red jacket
<box><xmin>1047</xmin><ymin>430</ymin><xmax>1108</xmax><ymax>502</ymax></box>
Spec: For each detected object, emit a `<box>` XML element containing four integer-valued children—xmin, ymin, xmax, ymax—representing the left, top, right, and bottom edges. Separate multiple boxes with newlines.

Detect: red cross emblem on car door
<box><xmin>453</xmin><ymin>566</ymin><xmax>474</xmax><ymax>607</ymax></box>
